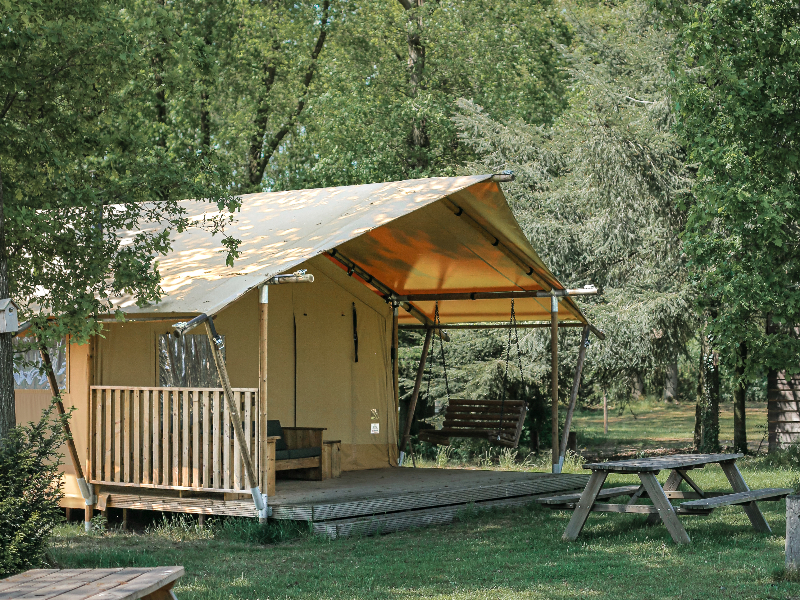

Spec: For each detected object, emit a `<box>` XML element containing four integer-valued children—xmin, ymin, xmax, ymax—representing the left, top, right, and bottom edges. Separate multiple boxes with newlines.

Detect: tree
<box><xmin>676</xmin><ymin>0</ymin><xmax>800</xmax><ymax>451</ymax></box>
<box><xmin>452</xmin><ymin>0</ymin><xmax>694</xmax><ymax>414</ymax></box>
<box><xmin>259</xmin><ymin>0</ymin><xmax>570</xmax><ymax>189</ymax></box>
<box><xmin>0</xmin><ymin>0</ymin><xmax>239</xmax><ymax>439</ymax></box>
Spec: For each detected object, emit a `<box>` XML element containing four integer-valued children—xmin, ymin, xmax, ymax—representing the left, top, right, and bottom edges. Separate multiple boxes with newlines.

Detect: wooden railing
<box><xmin>89</xmin><ymin>386</ymin><xmax>260</xmax><ymax>493</ymax></box>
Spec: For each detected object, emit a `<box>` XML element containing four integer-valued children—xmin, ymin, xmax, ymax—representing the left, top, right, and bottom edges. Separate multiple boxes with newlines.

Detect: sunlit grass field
<box><xmin>40</xmin><ymin>398</ymin><xmax>799</xmax><ymax>600</ymax></box>
<box><xmin>573</xmin><ymin>399</ymin><xmax>768</xmax><ymax>456</ymax></box>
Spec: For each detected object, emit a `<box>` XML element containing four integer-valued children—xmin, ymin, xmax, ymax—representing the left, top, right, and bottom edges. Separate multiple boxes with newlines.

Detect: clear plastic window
<box><xmin>158</xmin><ymin>333</ymin><xmax>225</xmax><ymax>388</ymax></box>
<box><xmin>14</xmin><ymin>337</ymin><xmax>68</xmax><ymax>391</ymax></box>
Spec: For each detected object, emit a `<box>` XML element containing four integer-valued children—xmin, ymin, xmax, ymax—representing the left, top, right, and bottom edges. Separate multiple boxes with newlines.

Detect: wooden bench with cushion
<box><xmin>265</xmin><ymin>420</ymin><xmax>325</xmax><ymax>495</ymax></box>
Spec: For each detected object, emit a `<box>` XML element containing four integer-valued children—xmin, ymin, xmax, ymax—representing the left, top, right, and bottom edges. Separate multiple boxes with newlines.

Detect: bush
<box><xmin>0</xmin><ymin>404</ymin><xmax>65</xmax><ymax>577</ymax></box>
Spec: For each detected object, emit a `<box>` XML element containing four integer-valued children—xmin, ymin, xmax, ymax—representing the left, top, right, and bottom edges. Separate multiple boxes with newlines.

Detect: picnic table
<box><xmin>537</xmin><ymin>453</ymin><xmax>792</xmax><ymax>544</ymax></box>
<box><xmin>0</xmin><ymin>567</ymin><xmax>184</xmax><ymax>600</ymax></box>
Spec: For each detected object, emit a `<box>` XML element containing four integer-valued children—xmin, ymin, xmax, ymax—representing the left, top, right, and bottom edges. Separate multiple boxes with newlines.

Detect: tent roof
<box><xmin>111</xmin><ymin>175</ymin><xmax>587</xmax><ymax>325</ymax></box>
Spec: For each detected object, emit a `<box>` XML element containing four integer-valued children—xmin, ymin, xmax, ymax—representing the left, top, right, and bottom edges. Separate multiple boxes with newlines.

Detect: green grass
<box><xmin>573</xmin><ymin>399</ymin><xmax>768</xmax><ymax>456</ymax></box>
<box><xmin>48</xmin><ymin>455</ymin><xmax>800</xmax><ymax>600</ymax></box>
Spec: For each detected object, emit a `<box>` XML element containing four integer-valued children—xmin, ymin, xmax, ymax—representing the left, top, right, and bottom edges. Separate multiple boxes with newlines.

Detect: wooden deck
<box><xmin>104</xmin><ymin>467</ymin><xmax>589</xmax><ymax>538</ymax></box>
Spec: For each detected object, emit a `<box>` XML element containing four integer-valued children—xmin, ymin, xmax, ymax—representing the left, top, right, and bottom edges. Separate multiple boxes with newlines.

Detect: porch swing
<box><xmin>417</xmin><ymin>301</ymin><xmax>528</xmax><ymax>449</ymax></box>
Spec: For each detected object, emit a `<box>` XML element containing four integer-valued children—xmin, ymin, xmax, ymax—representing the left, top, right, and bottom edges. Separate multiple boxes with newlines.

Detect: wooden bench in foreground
<box><xmin>0</xmin><ymin>567</ymin><xmax>184</xmax><ymax>600</ymax></box>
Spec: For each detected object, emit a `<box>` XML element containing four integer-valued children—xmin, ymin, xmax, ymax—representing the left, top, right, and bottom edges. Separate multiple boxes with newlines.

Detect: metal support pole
<box><xmin>558</xmin><ymin>325</ymin><xmax>590</xmax><ymax>471</ymax></box>
<box><xmin>551</xmin><ymin>296</ymin><xmax>559</xmax><ymax>473</ymax></box>
<box><xmin>399</xmin><ymin>327</ymin><xmax>433</xmax><ymax>463</ymax></box>
<box><xmin>40</xmin><ymin>342</ymin><xmax>96</xmax><ymax>531</ymax></box>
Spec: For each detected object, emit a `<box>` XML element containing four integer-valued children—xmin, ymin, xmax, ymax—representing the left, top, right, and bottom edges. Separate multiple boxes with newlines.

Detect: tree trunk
<box><xmin>699</xmin><ymin>321</ymin><xmax>721</xmax><ymax>452</ymax></box>
<box><xmin>0</xmin><ymin>167</ymin><xmax>14</xmax><ymax>441</ymax></box>
<box><xmin>733</xmin><ymin>341</ymin><xmax>748</xmax><ymax>454</ymax></box>
<box><xmin>632</xmin><ymin>371</ymin><xmax>644</xmax><ymax>399</ymax></box>
<box><xmin>402</xmin><ymin>0</ymin><xmax>429</xmax><ymax>170</ymax></box>
<box><xmin>664</xmin><ymin>358</ymin><xmax>678</xmax><ymax>402</ymax></box>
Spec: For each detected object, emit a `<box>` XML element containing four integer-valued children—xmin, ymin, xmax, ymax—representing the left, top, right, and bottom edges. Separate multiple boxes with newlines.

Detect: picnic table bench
<box><xmin>0</xmin><ymin>567</ymin><xmax>184</xmax><ymax>600</ymax></box>
<box><xmin>538</xmin><ymin>453</ymin><xmax>792</xmax><ymax>544</ymax></box>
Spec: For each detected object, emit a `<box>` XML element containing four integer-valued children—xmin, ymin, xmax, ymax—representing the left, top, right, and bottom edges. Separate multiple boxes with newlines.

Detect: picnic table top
<box><xmin>584</xmin><ymin>453</ymin><xmax>743</xmax><ymax>473</ymax></box>
<box><xmin>0</xmin><ymin>567</ymin><xmax>184</xmax><ymax>600</ymax></box>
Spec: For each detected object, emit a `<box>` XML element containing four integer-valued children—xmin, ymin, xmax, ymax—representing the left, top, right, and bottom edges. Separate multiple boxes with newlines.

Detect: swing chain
<box><xmin>498</xmin><ymin>300</ymin><xmax>524</xmax><ymax>442</ymax></box>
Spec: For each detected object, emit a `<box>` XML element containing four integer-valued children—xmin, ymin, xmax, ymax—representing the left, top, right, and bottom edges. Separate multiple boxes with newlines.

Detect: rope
<box><xmin>435</xmin><ymin>303</ymin><xmax>451</xmax><ymax>405</ymax></box>
<box><xmin>498</xmin><ymin>300</ymin><xmax>522</xmax><ymax>442</ymax></box>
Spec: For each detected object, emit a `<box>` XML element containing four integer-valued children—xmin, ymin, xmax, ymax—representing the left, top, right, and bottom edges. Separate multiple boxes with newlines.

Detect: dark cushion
<box><xmin>266</xmin><ymin>420</ymin><xmax>288</xmax><ymax>451</ymax></box>
<box><xmin>288</xmin><ymin>447</ymin><xmax>322</xmax><ymax>460</ymax></box>
<box><xmin>274</xmin><ymin>447</ymin><xmax>321</xmax><ymax>462</ymax></box>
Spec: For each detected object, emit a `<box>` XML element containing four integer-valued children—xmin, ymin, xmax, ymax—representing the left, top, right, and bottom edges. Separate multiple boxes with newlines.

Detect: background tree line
<box><xmin>2</xmin><ymin>0</ymin><xmax>799</xmax><ymax>459</ymax></box>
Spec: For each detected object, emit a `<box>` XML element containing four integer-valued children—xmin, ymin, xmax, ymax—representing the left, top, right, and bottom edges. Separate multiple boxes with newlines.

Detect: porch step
<box><xmin>313</xmin><ymin>493</ymin><xmax>556</xmax><ymax>539</ymax></box>
<box><xmin>270</xmin><ymin>473</ymin><xmax>590</xmax><ymax>521</ymax></box>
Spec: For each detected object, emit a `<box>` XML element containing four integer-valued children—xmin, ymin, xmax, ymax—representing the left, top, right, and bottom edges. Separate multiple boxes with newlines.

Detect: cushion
<box><xmin>266</xmin><ymin>420</ymin><xmax>288</xmax><ymax>451</ymax></box>
<box><xmin>274</xmin><ymin>447</ymin><xmax>322</xmax><ymax>462</ymax></box>
<box><xmin>288</xmin><ymin>447</ymin><xmax>322</xmax><ymax>460</ymax></box>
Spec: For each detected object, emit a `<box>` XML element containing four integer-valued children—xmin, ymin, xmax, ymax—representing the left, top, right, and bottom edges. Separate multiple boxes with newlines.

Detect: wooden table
<box><xmin>0</xmin><ymin>567</ymin><xmax>184</xmax><ymax>600</ymax></box>
<box><xmin>555</xmin><ymin>453</ymin><xmax>792</xmax><ymax>544</ymax></box>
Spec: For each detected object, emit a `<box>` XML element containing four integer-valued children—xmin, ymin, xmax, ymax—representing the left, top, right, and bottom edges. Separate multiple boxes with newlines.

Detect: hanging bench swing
<box><xmin>417</xmin><ymin>301</ymin><xmax>528</xmax><ymax>449</ymax></box>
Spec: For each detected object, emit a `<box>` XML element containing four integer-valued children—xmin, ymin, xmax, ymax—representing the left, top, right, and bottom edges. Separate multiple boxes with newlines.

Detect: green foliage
<box><xmin>0</xmin><ymin>404</ymin><xmax>66</xmax><ymax>577</ymax></box>
<box><xmin>676</xmin><ymin>0</ymin><xmax>800</xmax><ymax>381</ymax></box>
<box><xmin>1</xmin><ymin>0</ymin><xmax>240</xmax><ymax>349</ymax></box>
<box><xmin>450</xmin><ymin>0</ymin><xmax>694</xmax><ymax>407</ymax></box>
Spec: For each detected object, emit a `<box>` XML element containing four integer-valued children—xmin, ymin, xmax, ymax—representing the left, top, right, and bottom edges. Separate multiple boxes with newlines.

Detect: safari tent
<box><xmin>14</xmin><ymin>174</ymin><xmax>599</xmax><ymax>529</ymax></box>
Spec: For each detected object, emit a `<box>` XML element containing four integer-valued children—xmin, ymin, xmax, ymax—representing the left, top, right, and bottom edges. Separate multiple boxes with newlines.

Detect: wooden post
<box><xmin>399</xmin><ymin>327</ymin><xmax>433</xmax><ymax>459</ymax></box>
<box><xmin>39</xmin><ymin>342</ymin><xmax>95</xmax><ymax>532</ymax></box>
<box><xmin>787</xmin><ymin>495</ymin><xmax>800</xmax><ymax>575</ymax></box>
<box><xmin>205</xmin><ymin>320</ymin><xmax>266</xmax><ymax>519</ymax></box>
<box><xmin>558</xmin><ymin>325</ymin><xmax>590</xmax><ymax>470</ymax></box>
<box><xmin>392</xmin><ymin>303</ymin><xmax>399</xmax><ymax>416</ymax></box>
<box><xmin>551</xmin><ymin>296</ymin><xmax>559</xmax><ymax>472</ymax></box>
<box><xmin>603</xmin><ymin>389</ymin><xmax>608</xmax><ymax>434</ymax></box>
<box><xmin>259</xmin><ymin>287</ymin><xmax>269</xmax><ymax>512</ymax></box>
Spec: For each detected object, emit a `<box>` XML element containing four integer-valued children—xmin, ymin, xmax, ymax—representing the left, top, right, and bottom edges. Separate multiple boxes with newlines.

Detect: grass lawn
<box><xmin>49</xmin><ymin>455</ymin><xmax>800</xmax><ymax>600</ymax></box>
<box><xmin>573</xmin><ymin>399</ymin><xmax>768</xmax><ymax>457</ymax></box>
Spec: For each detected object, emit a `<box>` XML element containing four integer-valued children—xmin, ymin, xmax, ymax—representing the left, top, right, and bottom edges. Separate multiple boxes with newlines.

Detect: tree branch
<box><xmin>249</xmin><ymin>0</ymin><xmax>331</xmax><ymax>186</ymax></box>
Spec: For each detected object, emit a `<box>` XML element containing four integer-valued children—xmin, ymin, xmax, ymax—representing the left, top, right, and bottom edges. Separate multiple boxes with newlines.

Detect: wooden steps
<box><xmin>679</xmin><ymin>488</ymin><xmax>793</xmax><ymax>511</ymax></box>
<box><xmin>313</xmin><ymin>493</ymin><xmax>561</xmax><ymax>539</ymax></box>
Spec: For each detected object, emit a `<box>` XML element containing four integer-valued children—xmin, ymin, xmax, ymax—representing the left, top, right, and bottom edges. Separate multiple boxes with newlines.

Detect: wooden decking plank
<box><xmin>680</xmin><ymin>488</ymin><xmax>793</xmax><ymax>510</ymax></box>
<box><xmin>305</xmin><ymin>474</ymin><xmax>589</xmax><ymax>521</ymax></box>
<box><xmin>314</xmin><ymin>493</ymin><xmax>549</xmax><ymax>539</ymax></box>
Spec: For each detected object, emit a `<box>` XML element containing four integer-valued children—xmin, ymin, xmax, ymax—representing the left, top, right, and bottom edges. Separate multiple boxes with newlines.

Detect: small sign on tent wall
<box><xmin>371</xmin><ymin>423</ymin><xmax>380</xmax><ymax>434</ymax></box>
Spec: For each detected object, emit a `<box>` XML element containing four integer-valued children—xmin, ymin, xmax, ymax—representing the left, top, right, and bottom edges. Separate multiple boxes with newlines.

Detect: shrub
<box><xmin>0</xmin><ymin>403</ymin><xmax>65</xmax><ymax>577</ymax></box>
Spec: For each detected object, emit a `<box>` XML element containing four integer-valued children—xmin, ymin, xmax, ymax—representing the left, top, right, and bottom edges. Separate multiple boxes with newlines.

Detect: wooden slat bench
<box><xmin>419</xmin><ymin>399</ymin><xmax>528</xmax><ymax>448</ymax></box>
<box><xmin>0</xmin><ymin>567</ymin><xmax>184</xmax><ymax>599</ymax></box>
<box><xmin>536</xmin><ymin>485</ymin><xmax>643</xmax><ymax>505</ymax></box>
<box><xmin>679</xmin><ymin>488</ymin><xmax>793</xmax><ymax>511</ymax></box>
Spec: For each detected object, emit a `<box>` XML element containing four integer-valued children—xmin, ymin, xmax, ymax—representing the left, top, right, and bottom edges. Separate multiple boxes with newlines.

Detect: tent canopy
<box><xmin>112</xmin><ymin>175</ymin><xmax>587</xmax><ymax>325</ymax></box>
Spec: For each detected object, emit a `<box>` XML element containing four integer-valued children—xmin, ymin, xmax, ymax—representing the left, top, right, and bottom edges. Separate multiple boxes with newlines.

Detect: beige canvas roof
<box><xmin>111</xmin><ymin>175</ymin><xmax>588</xmax><ymax>325</ymax></box>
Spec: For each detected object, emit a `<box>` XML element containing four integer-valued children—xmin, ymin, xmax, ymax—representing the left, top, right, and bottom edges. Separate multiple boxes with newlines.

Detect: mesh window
<box><xmin>158</xmin><ymin>333</ymin><xmax>225</xmax><ymax>387</ymax></box>
<box><xmin>14</xmin><ymin>338</ymin><xmax>67</xmax><ymax>391</ymax></box>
